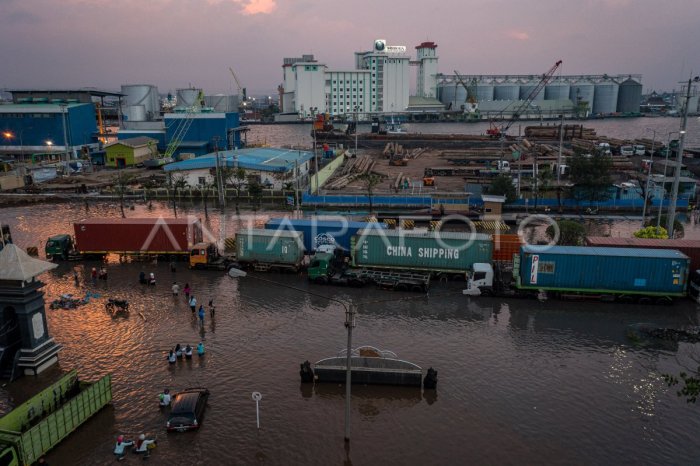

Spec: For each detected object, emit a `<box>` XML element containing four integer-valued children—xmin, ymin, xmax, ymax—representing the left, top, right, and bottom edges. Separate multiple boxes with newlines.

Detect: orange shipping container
<box><xmin>491</xmin><ymin>234</ymin><xmax>523</xmax><ymax>262</ymax></box>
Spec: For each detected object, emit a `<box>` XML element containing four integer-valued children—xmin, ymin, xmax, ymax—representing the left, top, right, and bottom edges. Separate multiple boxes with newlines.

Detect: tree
<box><xmin>221</xmin><ymin>167</ymin><xmax>246</xmax><ymax>214</ymax></box>
<box><xmin>534</xmin><ymin>166</ymin><xmax>553</xmax><ymax>210</ymax></box>
<box><xmin>648</xmin><ymin>216</ymin><xmax>684</xmax><ymax>239</ymax></box>
<box><xmin>248</xmin><ymin>180</ymin><xmax>263</xmax><ymax>209</ymax></box>
<box><xmin>545</xmin><ymin>219</ymin><xmax>586</xmax><ymax>246</ymax></box>
<box><xmin>488</xmin><ymin>174</ymin><xmax>516</xmax><ymax>203</ymax></box>
<box><xmin>169</xmin><ymin>173</ymin><xmax>189</xmax><ymax>218</ymax></box>
<box><xmin>569</xmin><ymin>153</ymin><xmax>613</xmax><ymax>205</ymax></box>
<box><xmin>199</xmin><ymin>181</ymin><xmax>214</xmax><ymax>220</ymax></box>
<box><xmin>358</xmin><ymin>173</ymin><xmax>383</xmax><ymax>213</ymax></box>
<box><xmin>633</xmin><ymin>226</ymin><xmax>668</xmax><ymax>239</ymax></box>
<box><xmin>112</xmin><ymin>171</ymin><xmax>134</xmax><ymax>218</ymax></box>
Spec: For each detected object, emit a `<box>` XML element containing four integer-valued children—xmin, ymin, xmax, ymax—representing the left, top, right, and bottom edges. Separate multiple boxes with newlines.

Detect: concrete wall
<box><xmin>311</xmin><ymin>154</ymin><xmax>345</xmax><ymax>194</ymax></box>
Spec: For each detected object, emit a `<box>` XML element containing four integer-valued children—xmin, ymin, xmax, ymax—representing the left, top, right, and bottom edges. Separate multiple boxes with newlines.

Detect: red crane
<box><xmin>486</xmin><ymin>60</ymin><xmax>563</xmax><ymax>139</ymax></box>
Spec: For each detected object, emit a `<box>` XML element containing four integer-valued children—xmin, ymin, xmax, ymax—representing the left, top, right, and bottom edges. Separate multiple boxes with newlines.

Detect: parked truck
<box><xmin>235</xmin><ymin>229</ymin><xmax>305</xmax><ymax>272</ymax></box>
<box><xmin>0</xmin><ymin>370</ymin><xmax>112</xmax><ymax>466</ymax></box>
<box><xmin>264</xmin><ymin>218</ymin><xmax>386</xmax><ymax>254</ymax></box>
<box><xmin>48</xmin><ymin>218</ymin><xmax>203</xmax><ymax>260</ymax></box>
<box><xmin>464</xmin><ymin>245</ymin><xmax>690</xmax><ymax>303</ymax></box>
<box><xmin>308</xmin><ymin>230</ymin><xmax>493</xmax><ymax>291</ymax></box>
<box><xmin>44</xmin><ymin>234</ymin><xmax>73</xmax><ymax>261</ymax></box>
<box><xmin>189</xmin><ymin>242</ymin><xmax>236</xmax><ymax>270</ymax></box>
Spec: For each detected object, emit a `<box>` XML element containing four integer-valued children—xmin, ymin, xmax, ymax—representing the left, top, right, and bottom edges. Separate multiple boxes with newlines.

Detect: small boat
<box><xmin>385</xmin><ymin>116</ymin><xmax>406</xmax><ymax>134</ymax></box>
<box><xmin>301</xmin><ymin>346</ymin><xmax>436</xmax><ymax>388</ymax></box>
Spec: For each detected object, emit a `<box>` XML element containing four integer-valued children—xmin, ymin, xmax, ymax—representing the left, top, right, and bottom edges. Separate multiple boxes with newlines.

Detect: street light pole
<box><xmin>666</xmin><ymin>77</ymin><xmax>699</xmax><ymax>237</ymax></box>
<box><xmin>641</xmin><ymin>129</ymin><xmax>656</xmax><ymax>228</ymax></box>
<box><xmin>311</xmin><ymin>107</ymin><xmax>320</xmax><ymax>195</ymax></box>
<box><xmin>60</xmin><ymin>104</ymin><xmax>69</xmax><ymax>161</ymax></box>
<box><xmin>557</xmin><ymin>114</ymin><xmax>564</xmax><ymax>183</ymax></box>
<box><xmin>354</xmin><ymin>105</ymin><xmax>359</xmax><ymax>157</ymax></box>
<box><xmin>227</xmin><ymin>268</ymin><xmax>356</xmax><ymax>442</ymax></box>
<box><xmin>657</xmin><ymin>131</ymin><xmax>679</xmax><ymax>228</ymax></box>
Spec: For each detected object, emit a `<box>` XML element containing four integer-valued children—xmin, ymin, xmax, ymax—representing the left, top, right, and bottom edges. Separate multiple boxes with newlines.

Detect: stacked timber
<box><xmin>524</xmin><ymin>125</ymin><xmax>596</xmax><ymax>140</ymax></box>
<box><xmin>382</xmin><ymin>143</ymin><xmax>426</xmax><ymax>160</ymax></box>
<box><xmin>325</xmin><ymin>155</ymin><xmax>385</xmax><ymax>190</ymax></box>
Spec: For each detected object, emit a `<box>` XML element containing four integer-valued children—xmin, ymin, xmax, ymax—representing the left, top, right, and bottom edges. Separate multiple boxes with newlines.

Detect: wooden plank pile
<box><xmin>383</xmin><ymin>143</ymin><xmax>426</xmax><ymax>159</ymax></box>
<box><xmin>524</xmin><ymin>125</ymin><xmax>596</xmax><ymax>140</ymax></box>
<box><xmin>324</xmin><ymin>155</ymin><xmax>385</xmax><ymax>190</ymax></box>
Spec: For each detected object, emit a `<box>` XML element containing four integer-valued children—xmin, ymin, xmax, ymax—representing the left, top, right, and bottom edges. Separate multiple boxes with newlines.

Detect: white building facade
<box><xmin>280</xmin><ymin>40</ymin><xmax>438</xmax><ymax>118</ymax></box>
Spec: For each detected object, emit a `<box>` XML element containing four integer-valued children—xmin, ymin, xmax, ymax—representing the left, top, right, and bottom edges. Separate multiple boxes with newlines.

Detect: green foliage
<box><xmin>358</xmin><ymin>173</ymin><xmax>384</xmax><ymax>213</ymax></box>
<box><xmin>663</xmin><ymin>372</ymin><xmax>700</xmax><ymax>404</ymax></box>
<box><xmin>488</xmin><ymin>174</ymin><xmax>517</xmax><ymax>203</ymax></box>
<box><xmin>647</xmin><ymin>216</ymin><xmax>684</xmax><ymax>239</ymax></box>
<box><xmin>569</xmin><ymin>153</ymin><xmax>613</xmax><ymax>204</ymax></box>
<box><xmin>633</xmin><ymin>226</ymin><xmax>668</xmax><ymax>239</ymax></box>
<box><xmin>545</xmin><ymin>220</ymin><xmax>587</xmax><ymax>246</ymax></box>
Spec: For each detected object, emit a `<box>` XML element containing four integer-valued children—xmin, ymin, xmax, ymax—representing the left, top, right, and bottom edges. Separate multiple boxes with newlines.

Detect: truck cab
<box><xmin>463</xmin><ymin>263</ymin><xmax>495</xmax><ymax>296</ymax></box>
<box><xmin>308</xmin><ymin>252</ymin><xmax>338</xmax><ymax>283</ymax></box>
<box><xmin>0</xmin><ymin>446</ymin><xmax>18</xmax><ymax>466</ymax></box>
<box><xmin>190</xmin><ymin>242</ymin><xmax>228</xmax><ymax>269</ymax></box>
<box><xmin>45</xmin><ymin>234</ymin><xmax>73</xmax><ymax>261</ymax></box>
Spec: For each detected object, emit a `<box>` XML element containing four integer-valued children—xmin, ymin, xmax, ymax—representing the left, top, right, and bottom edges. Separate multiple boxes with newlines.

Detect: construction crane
<box><xmin>163</xmin><ymin>89</ymin><xmax>204</xmax><ymax>159</ymax></box>
<box><xmin>453</xmin><ymin>71</ymin><xmax>479</xmax><ymax>116</ymax></box>
<box><xmin>487</xmin><ymin>60</ymin><xmax>563</xmax><ymax>139</ymax></box>
<box><xmin>229</xmin><ymin>67</ymin><xmax>247</xmax><ymax>104</ymax></box>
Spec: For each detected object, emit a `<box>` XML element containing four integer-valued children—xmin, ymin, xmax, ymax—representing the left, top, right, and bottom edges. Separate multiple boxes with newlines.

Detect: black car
<box><xmin>166</xmin><ymin>388</ymin><xmax>209</xmax><ymax>432</ymax></box>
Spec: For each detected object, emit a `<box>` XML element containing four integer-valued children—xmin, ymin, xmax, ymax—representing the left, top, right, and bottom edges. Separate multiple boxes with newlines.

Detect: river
<box><xmin>1</xmin><ymin>198</ymin><xmax>700</xmax><ymax>465</ymax></box>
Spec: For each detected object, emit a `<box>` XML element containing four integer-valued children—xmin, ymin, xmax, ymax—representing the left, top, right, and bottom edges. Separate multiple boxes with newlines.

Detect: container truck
<box><xmin>308</xmin><ymin>230</ymin><xmax>493</xmax><ymax>291</ymax></box>
<box><xmin>44</xmin><ymin>234</ymin><xmax>73</xmax><ymax>261</ymax></box>
<box><xmin>264</xmin><ymin>218</ymin><xmax>386</xmax><ymax>254</ymax></box>
<box><xmin>66</xmin><ymin>218</ymin><xmax>203</xmax><ymax>260</ymax></box>
<box><xmin>234</xmin><ymin>229</ymin><xmax>305</xmax><ymax>272</ymax></box>
<box><xmin>0</xmin><ymin>370</ymin><xmax>112</xmax><ymax>466</ymax></box>
<box><xmin>464</xmin><ymin>245</ymin><xmax>690</xmax><ymax>303</ymax></box>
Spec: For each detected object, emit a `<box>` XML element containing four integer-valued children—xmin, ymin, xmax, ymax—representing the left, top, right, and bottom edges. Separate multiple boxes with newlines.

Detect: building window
<box><xmin>198</xmin><ymin>177</ymin><xmax>206</xmax><ymax>186</ymax></box>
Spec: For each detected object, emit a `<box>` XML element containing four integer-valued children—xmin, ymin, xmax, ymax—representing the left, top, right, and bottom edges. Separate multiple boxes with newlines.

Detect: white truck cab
<box><xmin>463</xmin><ymin>263</ymin><xmax>495</xmax><ymax>296</ymax></box>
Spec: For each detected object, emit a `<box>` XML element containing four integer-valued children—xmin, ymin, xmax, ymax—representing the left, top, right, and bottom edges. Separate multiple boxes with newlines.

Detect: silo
<box><xmin>205</xmin><ymin>94</ymin><xmax>239</xmax><ymax>112</ymax></box>
<box><xmin>569</xmin><ymin>81</ymin><xmax>595</xmax><ymax>107</ymax></box>
<box><xmin>593</xmin><ymin>81</ymin><xmax>619</xmax><ymax>114</ymax></box>
<box><xmin>545</xmin><ymin>82</ymin><xmax>571</xmax><ymax>100</ymax></box>
<box><xmin>127</xmin><ymin>105</ymin><xmax>147</xmax><ymax>122</ymax></box>
<box><xmin>617</xmin><ymin>78</ymin><xmax>642</xmax><ymax>113</ymax></box>
<box><xmin>476</xmin><ymin>83</ymin><xmax>494</xmax><ymax>102</ymax></box>
<box><xmin>438</xmin><ymin>83</ymin><xmax>458</xmax><ymax>107</ymax></box>
<box><xmin>519</xmin><ymin>81</ymin><xmax>545</xmax><ymax>101</ymax></box>
<box><xmin>176</xmin><ymin>88</ymin><xmax>203</xmax><ymax>108</ymax></box>
<box><xmin>121</xmin><ymin>84</ymin><xmax>160</xmax><ymax>119</ymax></box>
<box><xmin>494</xmin><ymin>83</ymin><xmax>520</xmax><ymax>101</ymax></box>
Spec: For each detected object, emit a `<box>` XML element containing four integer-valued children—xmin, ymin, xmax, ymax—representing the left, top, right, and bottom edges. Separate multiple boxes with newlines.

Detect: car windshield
<box><xmin>171</xmin><ymin>393</ymin><xmax>198</xmax><ymax>414</ymax></box>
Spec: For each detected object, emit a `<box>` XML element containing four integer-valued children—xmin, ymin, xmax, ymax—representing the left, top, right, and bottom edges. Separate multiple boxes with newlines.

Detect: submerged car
<box><xmin>166</xmin><ymin>388</ymin><xmax>209</xmax><ymax>432</ymax></box>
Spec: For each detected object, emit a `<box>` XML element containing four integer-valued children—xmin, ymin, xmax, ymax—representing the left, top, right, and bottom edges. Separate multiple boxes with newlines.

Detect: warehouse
<box><xmin>104</xmin><ymin>137</ymin><xmax>159</xmax><ymax>168</ymax></box>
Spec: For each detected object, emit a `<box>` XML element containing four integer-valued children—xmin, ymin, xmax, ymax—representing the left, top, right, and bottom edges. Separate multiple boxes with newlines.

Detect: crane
<box><xmin>229</xmin><ymin>67</ymin><xmax>247</xmax><ymax>104</ymax></box>
<box><xmin>163</xmin><ymin>89</ymin><xmax>204</xmax><ymax>159</ymax></box>
<box><xmin>454</xmin><ymin>71</ymin><xmax>478</xmax><ymax>115</ymax></box>
<box><xmin>487</xmin><ymin>60</ymin><xmax>563</xmax><ymax>138</ymax></box>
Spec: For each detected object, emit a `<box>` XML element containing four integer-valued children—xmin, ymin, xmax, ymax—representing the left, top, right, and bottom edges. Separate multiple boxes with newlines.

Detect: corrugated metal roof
<box><xmin>522</xmin><ymin>244</ymin><xmax>689</xmax><ymax>259</ymax></box>
<box><xmin>586</xmin><ymin>237</ymin><xmax>700</xmax><ymax>248</ymax></box>
<box><xmin>0</xmin><ymin>103</ymin><xmax>91</xmax><ymax>112</ymax></box>
<box><xmin>105</xmin><ymin>137</ymin><xmax>157</xmax><ymax>149</ymax></box>
<box><xmin>164</xmin><ymin>148</ymin><xmax>314</xmax><ymax>173</ymax></box>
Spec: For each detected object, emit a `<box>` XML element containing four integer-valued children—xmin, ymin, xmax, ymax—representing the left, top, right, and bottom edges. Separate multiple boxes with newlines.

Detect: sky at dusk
<box><xmin>1</xmin><ymin>0</ymin><xmax>698</xmax><ymax>96</ymax></box>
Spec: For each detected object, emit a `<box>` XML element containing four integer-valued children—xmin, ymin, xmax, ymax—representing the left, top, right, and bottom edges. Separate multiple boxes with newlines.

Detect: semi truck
<box><xmin>464</xmin><ymin>245</ymin><xmax>690</xmax><ymax>303</ymax></box>
<box><xmin>0</xmin><ymin>370</ymin><xmax>112</xmax><ymax>466</ymax></box>
<box><xmin>308</xmin><ymin>230</ymin><xmax>493</xmax><ymax>291</ymax></box>
<box><xmin>234</xmin><ymin>229</ymin><xmax>305</xmax><ymax>272</ymax></box>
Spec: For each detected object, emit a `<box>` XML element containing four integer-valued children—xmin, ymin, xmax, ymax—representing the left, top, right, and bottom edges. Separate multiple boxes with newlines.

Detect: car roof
<box><xmin>171</xmin><ymin>391</ymin><xmax>203</xmax><ymax>413</ymax></box>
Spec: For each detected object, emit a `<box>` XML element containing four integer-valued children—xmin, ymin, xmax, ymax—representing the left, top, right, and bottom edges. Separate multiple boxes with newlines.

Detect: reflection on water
<box><xmin>0</xmin><ymin>202</ymin><xmax>699</xmax><ymax>464</ymax></box>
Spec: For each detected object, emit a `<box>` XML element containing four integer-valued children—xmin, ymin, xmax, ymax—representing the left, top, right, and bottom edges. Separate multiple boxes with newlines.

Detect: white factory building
<box><xmin>278</xmin><ymin>40</ymin><xmax>440</xmax><ymax>119</ymax></box>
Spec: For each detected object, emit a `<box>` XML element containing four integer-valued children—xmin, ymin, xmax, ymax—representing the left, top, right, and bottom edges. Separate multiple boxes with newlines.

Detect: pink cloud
<box><xmin>507</xmin><ymin>30</ymin><xmax>530</xmax><ymax>41</ymax></box>
<box><xmin>236</xmin><ymin>0</ymin><xmax>276</xmax><ymax>15</ymax></box>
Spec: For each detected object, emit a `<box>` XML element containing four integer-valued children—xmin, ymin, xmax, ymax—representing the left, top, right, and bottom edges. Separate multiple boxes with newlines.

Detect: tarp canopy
<box><xmin>0</xmin><ymin>244</ymin><xmax>57</xmax><ymax>281</ymax></box>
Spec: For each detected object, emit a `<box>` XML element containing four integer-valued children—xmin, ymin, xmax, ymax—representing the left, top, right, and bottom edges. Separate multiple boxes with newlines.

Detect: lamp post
<box><xmin>60</xmin><ymin>104</ymin><xmax>69</xmax><ymax>161</ymax></box>
<box><xmin>666</xmin><ymin>76</ymin><xmax>699</xmax><ymax>237</ymax></box>
<box><xmin>310</xmin><ymin>106</ymin><xmax>319</xmax><ymax>194</ymax></box>
<box><xmin>45</xmin><ymin>140</ymin><xmax>54</xmax><ymax>163</ymax></box>
<box><xmin>556</xmin><ymin>114</ymin><xmax>564</xmax><ymax>183</ymax></box>
<box><xmin>641</xmin><ymin>128</ymin><xmax>657</xmax><ymax>228</ymax></box>
<box><xmin>227</xmin><ymin>268</ymin><xmax>356</xmax><ymax>442</ymax></box>
<box><xmin>354</xmin><ymin>105</ymin><xmax>359</xmax><ymax>157</ymax></box>
<box><xmin>657</xmin><ymin>131</ymin><xmax>679</xmax><ymax>228</ymax></box>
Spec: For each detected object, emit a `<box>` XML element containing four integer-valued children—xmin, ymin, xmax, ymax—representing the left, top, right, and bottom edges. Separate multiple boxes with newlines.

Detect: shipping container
<box><xmin>492</xmin><ymin>234</ymin><xmax>523</xmax><ymax>262</ymax></box>
<box><xmin>352</xmin><ymin>230</ymin><xmax>492</xmax><ymax>273</ymax></box>
<box><xmin>236</xmin><ymin>229</ymin><xmax>304</xmax><ymax>269</ymax></box>
<box><xmin>586</xmin><ymin>237</ymin><xmax>700</xmax><ymax>272</ymax></box>
<box><xmin>73</xmin><ymin>218</ymin><xmax>202</xmax><ymax>255</ymax></box>
<box><xmin>265</xmin><ymin>218</ymin><xmax>386</xmax><ymax>253</ymax></box>
<box><xmin>517</xmin><ymin>245</ymin><xmax>689</xmax><ymax>296</ymax></box>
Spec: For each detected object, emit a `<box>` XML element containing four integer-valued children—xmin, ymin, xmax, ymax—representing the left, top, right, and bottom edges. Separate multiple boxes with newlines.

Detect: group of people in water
<box><xmin>138</xmin><ymin>271</ymin><xmax>157</xmax><ymax>286</ymax></box>
<box><xmin>113</xmin><ymin>434</ymin><xmax>157</xmax><ymax>459</ymax></box>
<box><xmin>167</xmin><ymin>342</ymin><xmax>205</xmax><ymax>363</ymax></box>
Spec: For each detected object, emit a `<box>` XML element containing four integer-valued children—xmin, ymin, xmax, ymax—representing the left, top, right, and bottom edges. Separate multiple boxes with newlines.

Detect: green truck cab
<box><xmin>0</xmin><ymin>370</ymin><xmax>112</xmax><ymax>466</ymax></box>
<box><xmin>44</xmin><ymin>235</ymin><xmax>73</xmax><ymax>261</ymax></box>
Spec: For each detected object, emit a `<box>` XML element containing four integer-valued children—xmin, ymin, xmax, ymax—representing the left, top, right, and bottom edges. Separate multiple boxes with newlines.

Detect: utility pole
<box><xmin>311</xmin><ymin>107</ymin><xmax>320</xmax><ymax>194</ymax></box>
<box><xmin>294</xmin><ymin>156</ymin><xmax>300</xmax><ymax>217</ymax></box>
<box><xmin>213</xmin><ymin>137</ymin><xmax>225</xmax><ymax>207</ymax></box>
<box><xmin>354</xmin><ymin>105</ymin><xmax>359</xmax><ymax>157</ymax></box>
<box><xmin>60</xmin><ymin>104</ymin><xmax>69</xmax><ymax>161</ymax></box>
<box><xmin>641</xmin><ymin>129</ymin><xmax>656</xmax><ymax>228</ymax></box>
<box><xmin>666</xmin><ymin>77</ymin><xmax>698</xmax><ymax>236</ymax></box>
<box><xmin>556</xmin><ymin>114</ymin><xmax>564</xmax><ymax>183</ymax></box>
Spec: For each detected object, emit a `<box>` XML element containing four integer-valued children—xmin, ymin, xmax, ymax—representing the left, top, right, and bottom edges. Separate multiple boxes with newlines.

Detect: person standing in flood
<box><xmin>172</xmin><ymin>282</ymin><xmax>180</xmax><ymax>296</ymax></box>
<box><xmin>91</xmin><ymin>267</ymin><xmax>97</xmax><ymax>285</ymax></box>
<box><xmin>198</xmin><ymin>305</ymin><xmax>205</xmax><ymax>326</ymax></box>
<box><xmin>184</xmin><ymin>283</ymin><xmax>191</xmax><ymax>300</ymax></box>
<box><xmin>209</xmin><ymin>299</ymin><xmax>215</xmax><ymax>317</ymax></box>
<box><xmin>189</xmin><ymin>295</ymin><xmax>197</xmax><ymax>313</ymax></box>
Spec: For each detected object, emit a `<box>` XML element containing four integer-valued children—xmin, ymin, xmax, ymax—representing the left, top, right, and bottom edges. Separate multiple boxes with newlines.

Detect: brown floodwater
<box><xmin>1</xmin><ymin>201</ymin><xmax>700</xmax><ymax>465</ymax></box>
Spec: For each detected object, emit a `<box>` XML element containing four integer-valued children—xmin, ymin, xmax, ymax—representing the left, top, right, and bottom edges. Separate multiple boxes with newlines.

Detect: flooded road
<box><xmin>1</xmin><ymin>202</ymin><xmax>700</xmax><ymax>465</ymax></box>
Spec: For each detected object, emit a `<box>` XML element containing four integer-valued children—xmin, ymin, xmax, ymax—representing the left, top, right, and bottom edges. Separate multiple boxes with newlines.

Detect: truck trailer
<box><xmin>465</xmin><ymin>245</ymin><xmax>690</xmax><ymax>303</ymax></box>
<box><xmin>235</xmin><ymin>229</ymin><xmax>305</xmax><ymax>272</ymax></box>
<box><xmin>71</xmin><ymin>218</ymin><xmax>203</xmax><ymax>259</ymax></box>
<box><xmin>264</xmin><ymin>218</ymin><xmax>386</xmax><ymax>254</ymax></box>
<box><xmin>0</xmin><ymin>370</ymin><xmax>112</xmax><ymax>466</ymax></box>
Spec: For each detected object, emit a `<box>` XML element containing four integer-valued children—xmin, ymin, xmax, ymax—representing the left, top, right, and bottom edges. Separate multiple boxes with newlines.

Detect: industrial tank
<box><xmin>176</xmin><ymin>88</ymin><xmax>203</xmax><ymax>108</ymax></box>
<box><xmin>476</xmin><ymin>84</ymin><xmax>494</xmax><ymax>102</ymax></box>
<box><xmin>617</xmin><ymin>78</ymin><xmax>642</xmax><ymax>113</ymax></box>
<box><xmin>204</xmin><ymin>94</ymin><xmax>239</xmax><ymax>112</ymax></box>
<box><xmin>120</xmin><ymin>84</ymin><xmax>160</xmax><ymax>119</ymax></box>
<box><xmin>438</xmin><ymin>83</ymin><xmax>466</xmax><ymax>108</ymax></box>
<box><xmin>545</xmin><ymin>82</ymin><xmax>571</xmax><ymax>100</ymax></box>
<box><xmin>493</xmin><ymin>84</ymin><xmax>520</xmax><ymax>101</ymax></box>
<box><xmin>519</xmin><ymin>83</ymin><xmax>545</xmax><ymax>100</ymax></box>
<box><xmin>569</xmin><ymin>81</ymin><xmax>595</xmax><ymax>107</ymax></box>
<box><xmin>593</xmin><ymin>81</ymin><xmax>619</xmax><ymax>114</ymax></box>
<box><xmin>126</xmin><ymin>105</ymin><xmax>146</xmax><ymax>122</ymax></box>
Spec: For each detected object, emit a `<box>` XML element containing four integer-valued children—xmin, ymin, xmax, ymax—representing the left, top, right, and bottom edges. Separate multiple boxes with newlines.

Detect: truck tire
<box><xmin>395</xmin><ymin>283</ymin><xmax>408</xmax><ymax>291</ymax></box>
<box><xmin>411</xmin><ymin>285</ymin><xmax>424</xmax><ymax>292</ymax></box>
<box><xmin>314</xmin><ymin>277</ymin><xmax>328</xmax><ymax>285</ymax></box>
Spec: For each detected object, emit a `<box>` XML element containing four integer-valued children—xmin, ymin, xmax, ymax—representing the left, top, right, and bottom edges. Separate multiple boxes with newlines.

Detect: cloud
<box><xmin>235</xmin><ymin>0</ymin><xmax>276</xmax><ymax>15</ymax></box>
<box><xmin>507</xmin><ymin>30</ymin><xmax>530</xmax><ymax>41</ymax></box>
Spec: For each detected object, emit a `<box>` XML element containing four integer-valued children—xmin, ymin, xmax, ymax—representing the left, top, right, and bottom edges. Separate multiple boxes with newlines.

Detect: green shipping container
<box><xmin>236</xmin><ymin>229</ymin><xmax>304</xmax><ymax>266</ymax></box>
<box><xmin>352</xmin><ymin>230</ymin><xmax>492</xmax><ymax>273</ymax></box>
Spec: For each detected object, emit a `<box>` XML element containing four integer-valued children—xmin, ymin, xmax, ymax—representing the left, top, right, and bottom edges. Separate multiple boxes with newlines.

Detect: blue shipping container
<box><xmin>264</xmin><ymin>218</ymin><xmax>386</xmax><ymax>253</ymax></box>
<box><xmin>517</xmin><ymin>245</ymin><xmax>689</xmax><ymax>296</ymax></box>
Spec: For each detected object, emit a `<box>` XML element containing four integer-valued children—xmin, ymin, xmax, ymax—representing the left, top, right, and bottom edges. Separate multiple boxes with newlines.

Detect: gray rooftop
<box><xmin>0</xmin><ymin>244</ymin><xmax>57</xmax><ymax>281</ymax></box>
<box><xmin>106</xmin><ymin>137</ymin><xmax>158</xmax><ymax>149</ymax></box>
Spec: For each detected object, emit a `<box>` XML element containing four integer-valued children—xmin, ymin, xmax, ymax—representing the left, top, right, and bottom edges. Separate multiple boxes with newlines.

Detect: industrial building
<box><xmin>278</xmin><ymin>40</ymin><xmax>442</xmax><ymax>119</ymax></box>
<box><xmin>0</xmin><ymin>89</ymin><xmax>123</xmax><ymax>161</ymax></box>
<box><xmin>117</xmin><ymin>85</ymin><xmax>245</xmax><ymax>158</ymax></box>
<box><xmin>163</xmin><ymin>147</ymin><xmax>313</xmax><ymax>190</ymax></box>
<box><xmin>104</xmin><ymin>136</ymin><xmax>159</xmax><ymax>168</ymax></box>
<box><xmin>437</xmin><ymin>73</ymin><xmax>644</xmax><ymax>118</ymax></box>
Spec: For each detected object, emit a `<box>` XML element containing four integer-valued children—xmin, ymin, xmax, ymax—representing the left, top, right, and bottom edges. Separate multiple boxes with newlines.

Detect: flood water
<box><xmin>1</xmin><ymin>199</ymin><xmax>700</xmax><ymax>466</ymax></box>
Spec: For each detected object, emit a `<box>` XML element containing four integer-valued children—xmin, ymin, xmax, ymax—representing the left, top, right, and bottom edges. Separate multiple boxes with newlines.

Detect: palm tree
<box><xmin>112</xmin><ymin>170</ymin><xmax>134</xmax><ymax>218</ymax></box>
<box><xmin>169</xmin><ymin>173</ymin><xmax>189</xmax><ymax>218</ymax></box>
<box><xmin>221</xmin><ymin>167</ymin><xmax>246</xmax><ymax>214</ymax></box>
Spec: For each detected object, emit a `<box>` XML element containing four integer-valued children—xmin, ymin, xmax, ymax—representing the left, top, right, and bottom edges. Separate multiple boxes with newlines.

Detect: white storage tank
<box><xmin>593</xmin><ymin>81</ymin><xmax>619</xmax><ymax>115</ymax></box>
<box><xmin>569</xmin><ymin>81</ymin><xmax>595</xmax><ymax>107</ymax></box>
<box><xmin>176</xmin><ymin>88</ymin><xmax>203</xmax><ymax>108</ymax></box>
<box><xmin>519</xmin><ymin>82</ymin><xmax>545</xmax><ymax>101</ymax></box>
<box><xmin>476</xmin><ymin>84</ymin><xmax>494</xmax><ymax>102</ymax></box>
<box><xmin>545</xmin><ymin>82</ymin><xmax>571</xmax><ymax>100</ymax></box>
<box><xmin>120</xmin><ymin>84</ymin><xmax>160</xmax><ymax>120</ymax></box>
<box><xmin>126</xmin><ymin>105</ymin><xmax>146</xmax><ymax>122</ymax></box>
<box><xmin>493</xmin><ymin>83</ymin><xmax>520</xmax><ymax>101</ymax></box>
<box><xmin>204</xmin><ymin>94</ymin><xmax>239</xmax><ymax>112</ymax></box>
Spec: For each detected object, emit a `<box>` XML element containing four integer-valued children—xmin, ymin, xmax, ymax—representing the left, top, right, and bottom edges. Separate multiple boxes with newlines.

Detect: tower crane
<box><xmin>487</xmin><ymin>60</ymin><xmax>563</xmax><ymax>139</ymax></box>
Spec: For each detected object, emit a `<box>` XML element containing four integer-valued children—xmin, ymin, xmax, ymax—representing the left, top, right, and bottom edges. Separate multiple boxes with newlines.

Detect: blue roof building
<box><xmin>164</xmin><ymin>147</ymin><xmax>314</xmax><ymax>189</ymax></box>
